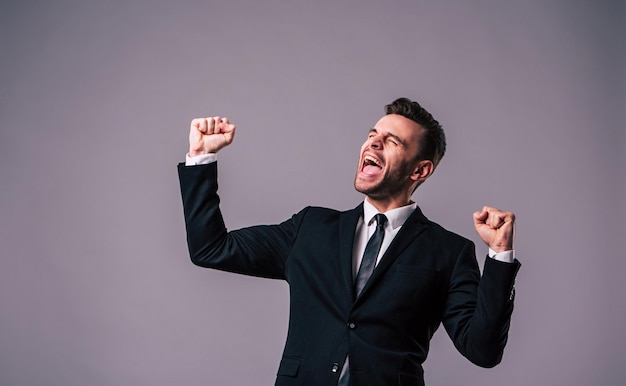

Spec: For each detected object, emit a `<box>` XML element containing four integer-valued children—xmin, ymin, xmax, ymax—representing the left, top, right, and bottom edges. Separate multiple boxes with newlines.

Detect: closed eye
<box><xmin>368</xmin><ymin>129</ymin><xmax>404</xmax><ymax>147</ymax></box>
<box><xmin>387</xmin><ymin>133</ymin><xmax>405</xmax><ymax>147</ymax></box>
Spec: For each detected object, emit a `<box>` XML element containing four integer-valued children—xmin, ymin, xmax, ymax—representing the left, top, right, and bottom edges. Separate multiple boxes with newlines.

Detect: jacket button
<box><xmin>331</xmin><ymin>363</ymin><xmax>340</xmax><ymax>373</ymax></box>
<box><xmin>348</xmin><ymin>322</ymin><xmax>356</xmax><ymax>329</ymax></box>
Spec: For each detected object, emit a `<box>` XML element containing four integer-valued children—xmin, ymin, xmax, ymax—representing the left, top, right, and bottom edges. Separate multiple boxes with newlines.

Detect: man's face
<box><xmin>354</xmin><ymin>114</ymin><xmax>425</xmax><ymax>203</ymax></box>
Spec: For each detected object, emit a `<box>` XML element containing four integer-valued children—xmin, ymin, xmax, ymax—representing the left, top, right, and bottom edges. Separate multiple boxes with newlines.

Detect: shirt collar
<box><xmin>362</xmin><ymin>199</ymin><xmax>417</xmax><ymax>230</ymax></box>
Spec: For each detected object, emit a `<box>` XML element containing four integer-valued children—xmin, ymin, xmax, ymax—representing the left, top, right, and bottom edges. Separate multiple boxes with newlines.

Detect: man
<box><xmin>178</xmin><ymin>98</ymin><xmax>520</xmax><ymax>386</ymax></box>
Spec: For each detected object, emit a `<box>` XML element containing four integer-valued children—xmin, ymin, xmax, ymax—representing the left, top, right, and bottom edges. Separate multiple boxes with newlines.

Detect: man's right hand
<box><xmin>188</xmin><ymin>116</ymin><xmax>236</xmax><ymax>157</ymax></box>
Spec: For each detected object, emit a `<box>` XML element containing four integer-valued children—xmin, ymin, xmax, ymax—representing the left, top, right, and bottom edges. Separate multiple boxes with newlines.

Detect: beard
<box><xmin>354</xmin><ymin>159</ymin><xmax>414</xmax><ymax>200</ymax></box>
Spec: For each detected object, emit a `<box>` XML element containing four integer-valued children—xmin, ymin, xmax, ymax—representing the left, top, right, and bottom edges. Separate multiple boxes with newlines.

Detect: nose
<box><xmin>369</xmin><ymin>135</ymin><xmax>382</xmax><ymax>149</ymax></box>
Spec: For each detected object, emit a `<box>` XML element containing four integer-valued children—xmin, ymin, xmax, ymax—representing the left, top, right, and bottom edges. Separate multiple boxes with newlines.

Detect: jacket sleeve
<box><xmin>178</xmin><ymin>162</ymin><xmax>303</xmax><ymax>280</ymax></box>
<box><xmin>442</xmin><ymin>240</ymin><xmax>521</xmax><ymax>367</ymax></box>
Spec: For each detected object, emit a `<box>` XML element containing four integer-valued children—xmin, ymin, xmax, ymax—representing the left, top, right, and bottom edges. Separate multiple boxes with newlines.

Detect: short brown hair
<box><xmin>385</xmin><ymin>98</ymin><xmax>446</xmax><ymax>167</ymax></box>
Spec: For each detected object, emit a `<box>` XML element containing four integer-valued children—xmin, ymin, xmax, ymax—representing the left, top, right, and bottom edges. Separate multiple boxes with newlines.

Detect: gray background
<box><xmin>1</xmin><ymin>0</ymin><xmax>624</xmax><ymax>385</ymax></box>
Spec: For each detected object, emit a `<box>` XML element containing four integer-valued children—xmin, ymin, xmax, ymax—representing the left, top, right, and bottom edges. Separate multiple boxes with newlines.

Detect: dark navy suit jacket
<box><xmin>178</xmin><ymin>162</ymin><xmax>520</xmax><ymax>386</ymax></box>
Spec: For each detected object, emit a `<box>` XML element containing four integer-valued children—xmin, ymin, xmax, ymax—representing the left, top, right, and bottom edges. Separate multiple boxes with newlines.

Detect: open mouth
<box><xmin>361</xmin><ymin>155</ymin><xmax>383</xmax><ymax>176</ymax></box>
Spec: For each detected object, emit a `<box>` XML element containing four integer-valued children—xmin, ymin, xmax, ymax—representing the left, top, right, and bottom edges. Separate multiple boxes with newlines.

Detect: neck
<box><xmin>365</xmin><ymin>195</ymin><xmax>413</xmax><ymax>213</ymax></box>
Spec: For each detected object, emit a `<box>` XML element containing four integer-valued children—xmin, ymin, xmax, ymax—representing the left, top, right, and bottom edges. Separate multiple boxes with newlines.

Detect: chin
<box><xmin>354</xmin><ymin>181</ymin><xmax>382</xmax><ymax>197</ymax></box>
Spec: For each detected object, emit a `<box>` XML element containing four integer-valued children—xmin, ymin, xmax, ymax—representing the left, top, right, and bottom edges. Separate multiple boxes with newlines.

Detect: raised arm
<box><xmin>179</xmin><ymin>116</ymin><xmax>300</xmax><ymax>280</ymax></box>
<box><xmin>441</xmin><ymin>206</ymin><xmax>519</xmax><ymax>367</ymax></box>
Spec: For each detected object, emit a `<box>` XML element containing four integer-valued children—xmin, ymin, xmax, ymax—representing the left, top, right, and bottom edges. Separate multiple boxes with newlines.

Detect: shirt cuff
<box><xmin>185</xmin><ymin>153</ymin><xmax>217</xmax><ymax>166</ymax></box>
<box><xmin>488</xmin><ymin>248</ymin><xmax>515</xmax><ymax>263</ymax></box>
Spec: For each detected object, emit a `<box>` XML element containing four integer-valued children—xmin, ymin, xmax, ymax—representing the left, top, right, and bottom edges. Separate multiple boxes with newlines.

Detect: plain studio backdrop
<box><xmin>1</xmin><ymin>1</ymin><xmax>624</xmax><ymax>385</ymax></box>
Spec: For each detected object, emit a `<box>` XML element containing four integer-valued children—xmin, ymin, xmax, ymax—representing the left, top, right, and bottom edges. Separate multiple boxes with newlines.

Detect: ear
<box><xmin>410</xmin><ymin>160</ymin><xmax>434</xmax><ymax>183</ymax></box>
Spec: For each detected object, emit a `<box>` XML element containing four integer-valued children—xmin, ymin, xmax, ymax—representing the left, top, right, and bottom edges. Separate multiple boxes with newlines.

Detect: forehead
<box><xmin>373</xmin><ymin>114</ymin><xmax>424</xmax><ymax>143</ymax></box>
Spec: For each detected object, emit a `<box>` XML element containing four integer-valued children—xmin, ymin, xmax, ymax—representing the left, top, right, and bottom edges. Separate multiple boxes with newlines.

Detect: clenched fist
<box><xmin>188</xmin><ymin>116</ymin><xmax>236</xmax><ymax>157</ymax></box>
<box><xmin>473</xmin><ymin>206</ymin><xmax>515</xmax><ymax>253</ymax></box>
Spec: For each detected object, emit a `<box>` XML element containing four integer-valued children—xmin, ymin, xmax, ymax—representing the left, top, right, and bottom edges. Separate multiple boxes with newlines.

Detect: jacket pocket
<box><xmin>277</xmin><ymin>356</ymin><xmax>301</xmax><ymax>377</ymax></box>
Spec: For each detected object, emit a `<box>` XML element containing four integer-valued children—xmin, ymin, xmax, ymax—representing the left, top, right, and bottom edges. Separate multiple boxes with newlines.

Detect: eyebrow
<box><xmin>369</xmin><ymin>128</ymin><xmax>406</xmax><ymax>146</ymax></box>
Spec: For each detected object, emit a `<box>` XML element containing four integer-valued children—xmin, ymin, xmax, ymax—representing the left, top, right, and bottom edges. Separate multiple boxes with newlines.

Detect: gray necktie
<box><xmin>354</xmin><ymin>213</ymin><xmax>387</xmax><ymax>297</ymax></box>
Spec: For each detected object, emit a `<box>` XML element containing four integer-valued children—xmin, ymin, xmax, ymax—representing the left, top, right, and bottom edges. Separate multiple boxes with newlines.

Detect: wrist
<box><xmin>186</xmin><ymin>152</ymin><xmax>217</xmax><ymax>166</ymax></box>
<box><xmin>488</xmin><ymin>244</ymin><xmax>513</xmax><ymax>253</ymax></box>
<box><xmin>188</xmin><ymin>149</ymin><xmax>211</xmax><ymax>157</ymax></box>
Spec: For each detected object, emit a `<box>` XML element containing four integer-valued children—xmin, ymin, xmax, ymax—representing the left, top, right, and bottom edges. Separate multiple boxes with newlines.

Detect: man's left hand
<box><xmin>473</xmin><ymin>206</ymin><xmax>515</xmax><ymax>253</ymax></box>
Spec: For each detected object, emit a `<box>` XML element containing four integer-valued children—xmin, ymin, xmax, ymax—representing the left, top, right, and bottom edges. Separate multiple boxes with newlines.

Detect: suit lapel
<box><xmin>339</xmin><ymin>204</ymin><xmax>363</xmax><ymax>302</ymax></box>
<box><xmin>354</xmin><ymin>205</ymin><xmax>430</xmax><ymax>303</ymax></box>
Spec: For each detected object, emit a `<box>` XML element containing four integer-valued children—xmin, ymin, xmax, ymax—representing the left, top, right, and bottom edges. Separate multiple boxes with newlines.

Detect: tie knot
<box><xmin>373</xmin><ymin>213</ymin><xmax>387</xmax><ymax>229</ymax></box>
